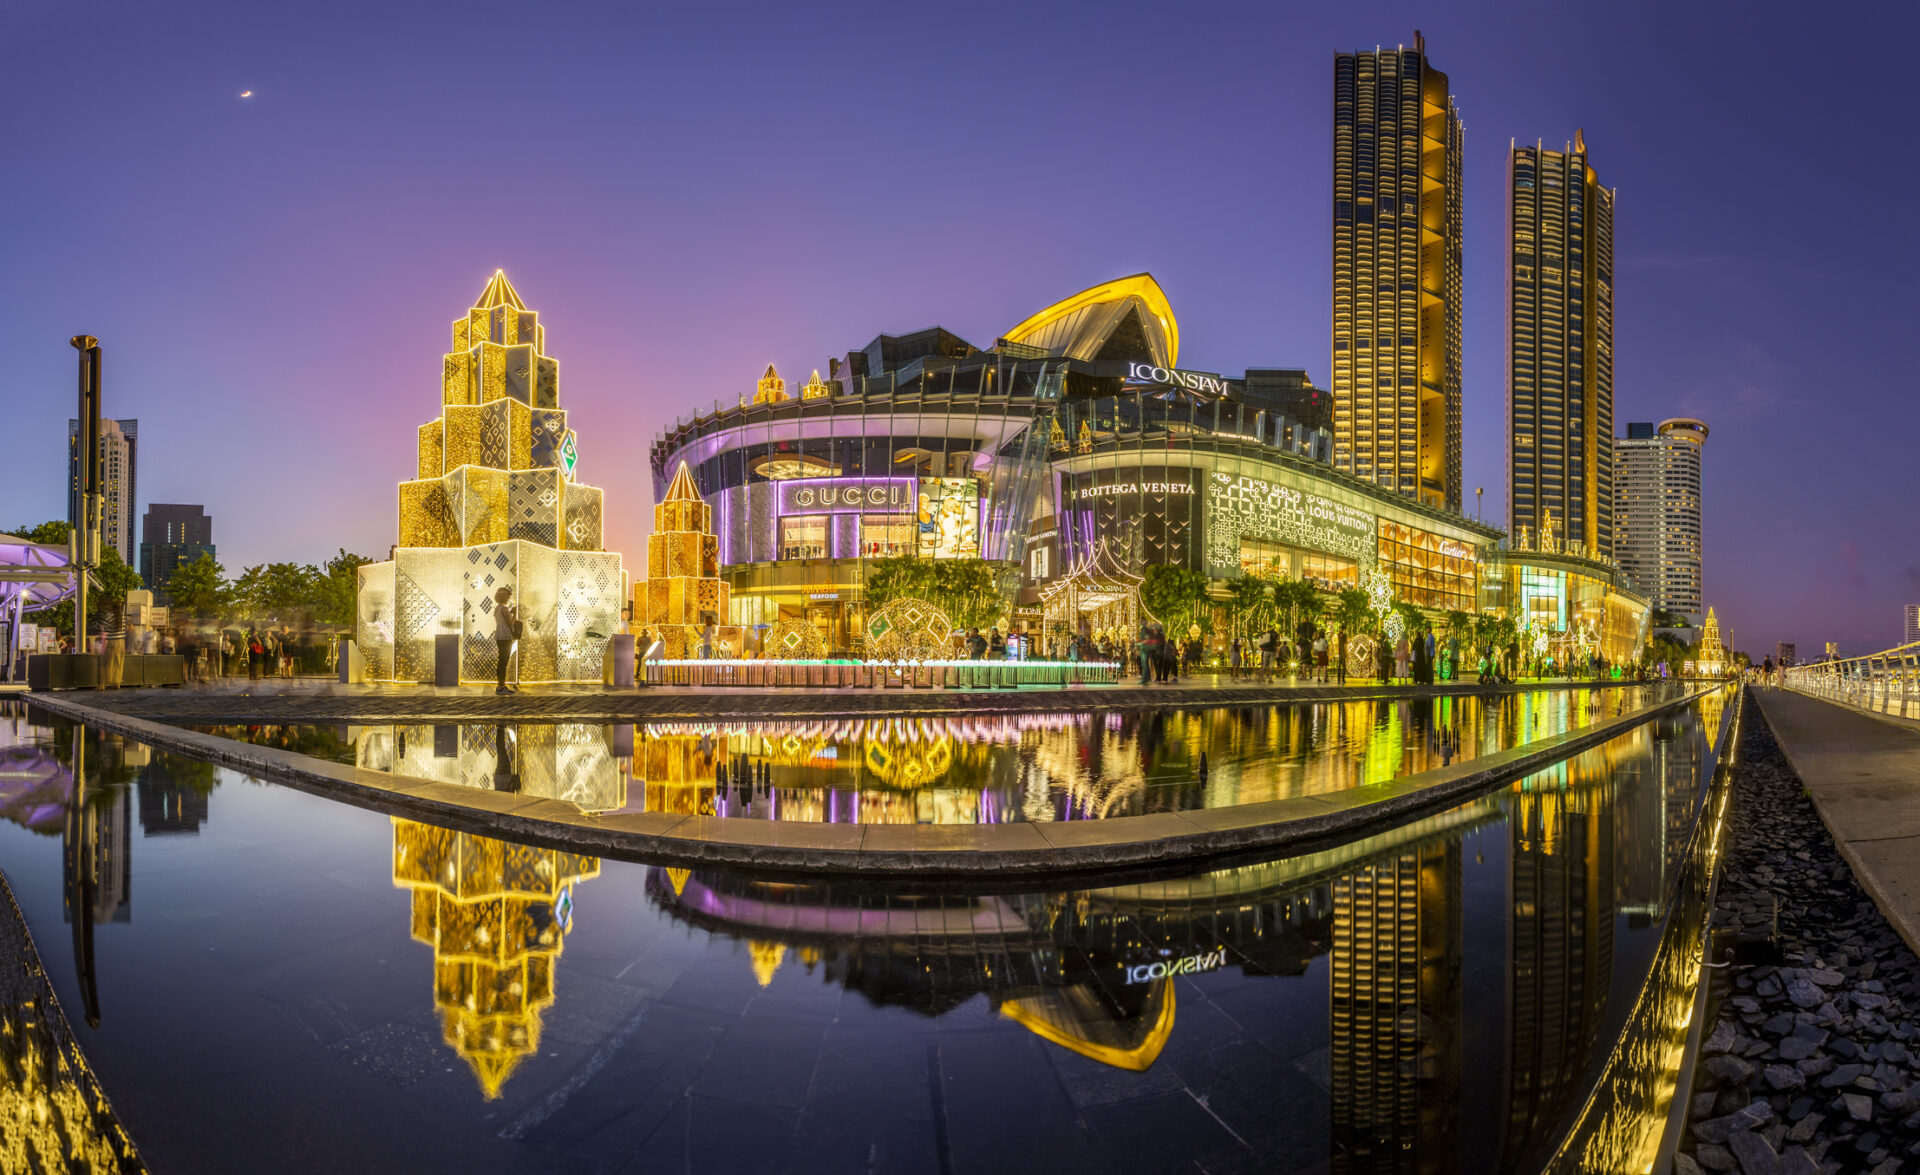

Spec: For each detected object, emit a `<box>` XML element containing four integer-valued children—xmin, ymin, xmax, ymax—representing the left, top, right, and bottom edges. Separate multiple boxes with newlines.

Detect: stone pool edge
<box><xmin>25</xmin><ymin>686</ymin><xmax>1714</xmax><ymax>878</ymax></box>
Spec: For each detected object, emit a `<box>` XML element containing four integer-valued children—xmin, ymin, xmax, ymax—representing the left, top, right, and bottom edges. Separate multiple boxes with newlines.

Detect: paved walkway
<box><xmin>30</xmin><ymin>672</ymin><xmax>1653</xmax><ymax>724</ymax></box>
<box><xmin>1754</xmin><ymin>688</ymin><xmax>1920</xmax><ymax>957</ymax></box>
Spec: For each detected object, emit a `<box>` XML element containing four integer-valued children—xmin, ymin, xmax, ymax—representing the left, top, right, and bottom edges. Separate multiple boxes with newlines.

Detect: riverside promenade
<box><xmin>1755</xmin><ymin>688</ymin><xmax>1920</xmax><ymax>955</ymax></box>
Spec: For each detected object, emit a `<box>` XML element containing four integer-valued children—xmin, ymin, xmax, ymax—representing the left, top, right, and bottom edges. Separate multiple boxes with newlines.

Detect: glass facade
<box><xmin>1482</xmin><ymin>551</ymin><xmax>1649</xmax><ymax>665</ymax></box>
<box><xmin>1377</xmin><ymin>519</ymin><xmax>1476</xmax><ymax>611</ymax></box>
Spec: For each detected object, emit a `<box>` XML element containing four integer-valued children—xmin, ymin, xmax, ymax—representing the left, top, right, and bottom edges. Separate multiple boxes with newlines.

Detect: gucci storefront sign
<box><xmin>777</xmin><ymin>477</ymin><xmax>915</xmax><ymax>514</ymax></box>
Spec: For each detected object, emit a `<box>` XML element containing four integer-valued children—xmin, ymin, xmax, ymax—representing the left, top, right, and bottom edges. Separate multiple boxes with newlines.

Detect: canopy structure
<box><xmin>1040</xmin><ymin>538</ymin><xmax>1154</xmax><ymax>650</ymax></box>
<box><xmin>1</xmin><ymin>533</ymin><xmax>80</xmax><ymax>681</ymax></box>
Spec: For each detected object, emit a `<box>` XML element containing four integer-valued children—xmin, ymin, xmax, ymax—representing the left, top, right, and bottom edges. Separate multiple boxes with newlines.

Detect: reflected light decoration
<box><xmin>356</xmin><ymin>271</ymin><xmax>627</xmax><ymax>683</ymax></box>
<box><xmin>390</xmin><ymin>818</ymin><xmax>599</xmax><ymax>1099</ymax></box>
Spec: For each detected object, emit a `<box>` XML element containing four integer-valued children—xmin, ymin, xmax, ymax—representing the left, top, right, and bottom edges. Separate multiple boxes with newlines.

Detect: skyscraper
<box><xmin>1332</xmin><ymin>32</ymin><xmax>1463</xmax><ymax>512</ymax></box>
<box><xmin>1905</xmin><ymin>604</ymin><xmax>1920</xmax><ymax>646</ymax></box>
<box><xmin>1507</xmin><ymin>134</ymin><xmax>1616</xmax><ymax>559</ymax></box>
<box><xmin>139</xmin><ymin>504</ymin><xmax>215</xmax><ymax>606</ymax></box>
<box><xmin>68</xmin><ymin>417</ymin><xmax>137</xmax><ymax>567</ymax></box>
<box><xmin>1614</xmin><ymin>419</ymin><xmax>1707</xmax><ymax>625</ymax></box>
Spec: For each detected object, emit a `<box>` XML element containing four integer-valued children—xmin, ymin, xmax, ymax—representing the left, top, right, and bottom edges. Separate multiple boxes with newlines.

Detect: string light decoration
<box><xmin>357</xmin><ymin>272</ymin><xmax>627</xmax><ymax>683</ymax></box>
<box><xmin>864</xmin><ymin>596</ymin><xmax>954</xmax><ymax>660</ymax></box>
<box><xmin>632</xmin><ymin>461</ymin><xmax>743</xmax><ymax>659</ymax></box>
<box><xmin>1364</xmin><ymin>566</ymin><xmax>1394</xmax><ymax>617</ymax></box>
<box><xmin>1694</xmin><ymin>607</ymin><xmax>1727</xmax><ymax>676</ymax></box>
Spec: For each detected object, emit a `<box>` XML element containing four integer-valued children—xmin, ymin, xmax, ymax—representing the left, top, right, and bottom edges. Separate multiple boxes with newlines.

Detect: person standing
<box><xmin>1229</xmin><ymin>634</ymin><xmax>1244</xmax><ymax>680</ymax></box>
<box><xmin>493</xmin><ymin>586</ymin><xmax>519</xmax><ymax>694</ymax></box>
<box><xmin>1760</xmin><ymin>654</ymin><xmax>1773</xmax><ymax>689</ymax></box>
<box><xmin>1394</xmin><ymin>633</ymin><xmax>1411</xmax><ymax>683</ymax></box>
<box><xmin>988</xmin><ymin>627</ymin><xmax>1007</xmax><ymax>660</ymax></box>
<box><xmin>1313</xmin><ymin>631</ymin><xmax>1329</xmax><ymax>684</ymax></box>
<box><xmin>1135</xmin><ymin>624</ymin><xmax>1157</xmax><ymax>687</ymax></box>
<box><xmin>102</xmin><ymin>604</ymin><xmax>127</xmax><ymax>688</ymax></box>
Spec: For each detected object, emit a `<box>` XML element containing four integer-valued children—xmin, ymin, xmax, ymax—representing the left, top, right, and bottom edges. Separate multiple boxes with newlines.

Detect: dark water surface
<box><xmin>0</xmin><ymin>687</ymin><xmax>1729</xmax><ymax>1174</ymax></box>
<box><xmin>185</xmin><ymin>683</ymin><xmax>1682</xmax><ymax>822</ymax></box>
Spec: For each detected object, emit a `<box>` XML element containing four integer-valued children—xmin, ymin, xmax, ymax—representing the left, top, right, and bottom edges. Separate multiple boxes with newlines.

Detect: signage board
<box><xmin>1123</xmin><ymin>947</ymin><xmax>1227</xmax><ymax>985</ymax></box>
<box><xmin>1073</xmin><ymin>480</ymin><xmax>1194</xmax><ymax>501</ymax></box>
<box><xmin>777</xmin><ymin>477</ymin><xmax>915</xmax><ymax>516</ymax></box>
<box><xmin>917</xmin><ymin>478</ymin><xmax>980</xmax><ymax>559</ymax></box>
<box><xmin>1125</xmin><ymin>362</ymin><xmax>1230</xmax><ymax>398</ymax></box>
<box><xmin>558</xmin><ymin>430</ymin><xmax>579</xmax><ymax>482</ymax></box>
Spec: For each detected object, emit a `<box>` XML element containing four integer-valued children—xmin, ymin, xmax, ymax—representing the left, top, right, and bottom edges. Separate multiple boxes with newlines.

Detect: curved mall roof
<box><xmin>1002</xmin><ymin>273</ymin><xmax>1179</xmax><ymax>368</ymax></box>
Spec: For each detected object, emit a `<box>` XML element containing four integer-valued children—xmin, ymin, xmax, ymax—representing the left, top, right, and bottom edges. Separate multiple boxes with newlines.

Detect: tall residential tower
<box><xmin>1614</xmin><ymin>418</ymin><xmax>1707</xmax><ymax>625</ymax></box>
<box><xmin>1332</xmin><ymin>32</ymin><xmax>1463</xmax><ymax>512</ymax></box>
<box><xmin>68</xmin><ymin>417</ymin><xmax>137</xmax><ymax>566</ymax></box>
<box><xmin>1507</xmin><ymin>133</ymin><xmax>1616</xmax><ymax>559</ymax></box>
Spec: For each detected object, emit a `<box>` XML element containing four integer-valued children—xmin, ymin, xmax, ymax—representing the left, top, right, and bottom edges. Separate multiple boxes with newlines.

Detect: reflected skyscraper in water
<box><xmin>389</xmin><ymin>818</ymin><xmax>599</xmax><ymax>1098</ymax></box>
<box><xmin>136</xmin><ymin>755</ymin><xmax>208</xmax><ymax>835</ymax></box>
<box><xmin>1329</xmin><ymin>844</ymin><xmax>1462</xmax><ymax>1175</ymax></box>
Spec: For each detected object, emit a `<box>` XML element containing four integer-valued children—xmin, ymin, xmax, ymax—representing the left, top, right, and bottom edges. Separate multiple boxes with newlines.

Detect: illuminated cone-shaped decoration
<box><xmin>356</xmin><ymin>271</ymin><xmax>627</xmax><ymax>683</ymax></box>
<box><xmin>631</xmin><ymin>461</ymin><xmax>742</xmax><ymax>659</ymax></box>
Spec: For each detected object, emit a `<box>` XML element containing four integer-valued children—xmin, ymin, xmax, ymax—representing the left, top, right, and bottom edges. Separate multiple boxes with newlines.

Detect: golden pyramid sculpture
<box><xmin>355</xmin><ymin>271</ymin><xmax>627</xmax><ymax>683</ymax></box>
<box><xmin>1696</xmin><ymin>606</ymin><xmax>1726</xmax><ymax>673</ymax></box>
<box><xmin>631</xmin><ymin>461</ymin><xmax>743</xmax><ymax>659</ymax></box>
<box><xmin>390</xmin><ymin>819</ymin><xmax>599</xmax><ymax>1100</ymax></box>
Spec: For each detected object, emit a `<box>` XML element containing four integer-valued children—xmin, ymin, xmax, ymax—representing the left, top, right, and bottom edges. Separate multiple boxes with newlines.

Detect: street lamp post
<box><xmin>70</xmin><ymin>336</ymin><xmax>101</xmax><ymax>654</ymax></box>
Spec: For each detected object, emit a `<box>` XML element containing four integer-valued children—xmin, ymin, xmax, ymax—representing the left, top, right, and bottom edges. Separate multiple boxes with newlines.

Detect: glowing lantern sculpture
<box><xmin>356</xmin><ymin>272</ymin><xmax>626</xmax><ymax>683</ymax></box>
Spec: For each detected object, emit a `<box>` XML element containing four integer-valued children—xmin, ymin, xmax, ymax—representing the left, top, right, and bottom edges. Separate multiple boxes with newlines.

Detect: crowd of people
<box><xmin>53</xmin><ymin>608</ymin><xmax>326</xmax><ymax>686</ymax></box>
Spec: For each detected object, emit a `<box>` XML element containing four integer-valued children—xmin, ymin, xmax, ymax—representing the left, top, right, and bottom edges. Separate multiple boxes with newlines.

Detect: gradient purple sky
<box><xmin>6</xmin><ymin>2</ymin><xmax>1916</xmax><ymax>656</ymax></box>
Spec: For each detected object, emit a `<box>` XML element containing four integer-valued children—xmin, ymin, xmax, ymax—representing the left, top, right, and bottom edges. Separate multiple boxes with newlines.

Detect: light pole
<box><xmin>69</xmin><ymin>336</ymin><xmax>101</xmax><ymax>654</ymax></box>
<box><xmin>1475</xmin><ymin>487</ymin><xmax>1483</xmax><ymax>523</ymax></box>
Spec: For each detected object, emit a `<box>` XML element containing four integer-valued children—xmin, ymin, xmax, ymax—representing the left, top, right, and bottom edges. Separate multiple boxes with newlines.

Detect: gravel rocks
<box><xmin>1680</xmin><ymin>692</ymin><xmax>1920</xmax><ymax>1174</ymax></box>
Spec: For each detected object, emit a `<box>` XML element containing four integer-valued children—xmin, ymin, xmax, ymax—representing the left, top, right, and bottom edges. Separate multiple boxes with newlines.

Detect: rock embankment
<box><xmin>1679</xmin><ymin>694</ymin><xmax>1920</xmax><ymax>1175</ymax></box>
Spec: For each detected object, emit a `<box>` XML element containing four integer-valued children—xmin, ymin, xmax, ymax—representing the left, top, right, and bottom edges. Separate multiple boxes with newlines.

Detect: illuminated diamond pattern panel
<box><xmin>356</xmin><ymin>562</ymin><xmax>396</xmax><ymax>680</ymax></box>
<box><xmin>392</xmin><ymin>550</ymin><xmax>463</xmax><ymax>681</ymax></box>
<box><xmin>400</xmin><ymin>480</ymin><xmax>455</xmax><ymax>548</ymax></box>
<box><xmin>535</xmin><ymin>357</ymin><xmax>559</xmax><ymax>409</ymax></box>
<box><xmin>508</xmin><ymin>468</ymin><xmax>562</xmax><ymax>547</ymax></box>
<box><xmin>555</xmin><ymin>551</ymin><xmax>622</xmax><ymax>681</ymax></box>
<box><xmin>765</xmin><ymin>619</ymin><xmax>825</xmax><ymax>659</ymax></box>
<box><xmin>562</xmin><ymin>483</ymin><xmax>603</xmax><ymax>551</ymax></box>
<box><xmin>446</xmin><ymin>467</ymin><xmax>507</xmax><ymax>547</ymax></box>
<box><xmin>514</xmin><ymin>542</ymin><xmax>560</xmax><ymax>683</ymax></box>
<box><xmin>530</xmin><ymin>409</ymin><xmax>568</xmax><ymax>470</ymax></box>
<box><xmin>459</xmin><ymin>542</ymin><xmax>518</xmax><ymax>684</ymax></box>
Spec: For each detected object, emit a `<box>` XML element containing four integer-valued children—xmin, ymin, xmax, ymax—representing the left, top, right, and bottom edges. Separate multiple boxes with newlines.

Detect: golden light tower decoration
<box><xmin>391</xmin><ymin>819</ymin><xmax>599</xmax><ymax>1100</ymax></box>
<box><xmin>632</xmin><ymin>461</ymin><xmax>743</xmax><ymax>659</ymax></box>
<box><xmin>355</xmin><ymin>271</ymin><xmax>627</xmax><ymax>683</ymax></box>
<box><xmin>1695</xmin><ymin>606</ymin><xmax>1726</xmax><ymax>676</ymax></box>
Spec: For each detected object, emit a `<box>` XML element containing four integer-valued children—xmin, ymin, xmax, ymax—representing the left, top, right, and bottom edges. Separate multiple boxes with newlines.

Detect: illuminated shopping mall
<box><xmin>650</xmin><ymin>274</ymin><xmax>1647</xmax><ymax>659</ymax></box>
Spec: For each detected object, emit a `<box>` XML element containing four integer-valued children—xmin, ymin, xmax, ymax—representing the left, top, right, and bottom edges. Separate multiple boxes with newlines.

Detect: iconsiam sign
<box><xmin>356</xmin><ymin>272</ymin><xmax>626</xmax><ymax>683</ymax></box>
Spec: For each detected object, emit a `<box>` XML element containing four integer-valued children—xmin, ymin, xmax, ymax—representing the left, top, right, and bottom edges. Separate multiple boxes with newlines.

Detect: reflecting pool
<box><xmin>186</xmin><ymin>683</ymin><xmax>1682</xmax><ymax>823</ymax></box>
<box><xmin>0</xmin><ymin>688</ymin><xmax>1730</xmax><ymax>1173</ymax></box>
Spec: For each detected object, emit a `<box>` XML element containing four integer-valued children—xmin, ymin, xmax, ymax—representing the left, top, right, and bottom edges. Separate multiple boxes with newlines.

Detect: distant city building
<box><xmin>1332</xmin><ymin>31</ymin><xmax>1463</xmax><ymax>511</ymax></box>
<box><xmin>1906</xmin><ymin>604</ymin><xmax>1920</xmax><ymax>646</ymax></box>
<box><xmin>1776</xmin><ymin>642</ymin><xmax>1795</xmax><ymax>668</ymax></box>
<box><xmin>137</xmin><ymin>759</ymin><xmax>208</xmax><ymax>835</ymax></box>
<box><xmin>139</xmin><ymin>504</ymin><xmax>215</xmax><ymax>606</ymax></box>
<box><xmin>1242</xmin><ymin>368</ymin><xmax>1333</xmax><ymax>432</ymax></box>
<box><xmin>1614</xmin><ymin>418</ymin><xmax>1707</xmax><ymax>626</ymax></box>
<box><xmin>1507</xmin><ymin>133</ymin><xmax>1616</xmax><ymax>561</ymax></box>
<box><xmin>68</xmin><ymin>417</ymin><xmax>138</xmax><ymax>567</ymax></box>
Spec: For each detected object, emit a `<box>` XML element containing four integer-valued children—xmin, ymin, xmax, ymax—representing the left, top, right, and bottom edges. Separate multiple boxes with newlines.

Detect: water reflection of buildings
<box><xmin>647</xmin><ymin>864</ymin><xmax>1335</xmax><ymax>1072</ymax></box>
<box><xmin>389</xmin><ymin>819</ymin><xmax>599</xmax><ymax>1098</ymax></box>
<box><xmin>136</xmin><ymin>756</ymin><xmax>208</xmax><ymax>835</ymax></box>
<box><xmin>1329</xmin><ymin>844</ymin><xmax>1461</xmax><ymax>1175</ymax></box>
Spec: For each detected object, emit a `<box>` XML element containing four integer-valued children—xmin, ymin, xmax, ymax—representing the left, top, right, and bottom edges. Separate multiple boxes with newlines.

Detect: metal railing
<box><xmin>639</xmin><ymin>658</ymin><xmax>1122</xmax><ymax>690</ymax></box>
<box><xmin>1783</xmin><ymin>640</ymin><xmax>1920</xmax><ymax>720</ymax></box>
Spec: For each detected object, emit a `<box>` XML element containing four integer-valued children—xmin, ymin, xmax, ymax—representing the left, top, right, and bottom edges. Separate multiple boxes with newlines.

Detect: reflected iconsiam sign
<box><xmin>1204</xmin><ymin>472</ymin><xmax>1376</xmax><ymax>575</ymax></box>
<box><xmin>776</xmin><ymin>477</ymin><xmax>915</xmax><ymax>515</ymax></box>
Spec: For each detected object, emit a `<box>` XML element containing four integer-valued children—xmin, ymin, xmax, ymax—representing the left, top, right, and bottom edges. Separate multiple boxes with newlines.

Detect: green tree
<box><xmin>7</xmin><ymin>520</ymin><xmax>71</xmax><ymax>546</ymax></box>
<box><xmin>1224</xmin><ymin>575</ymin><xmax>1274</xmax><ymax>636</ymax></box>
<box><xmin>313</xmin><ymin>549</ymin><xmax>372</xmax><ymax>626</ymax></box>
<box><xmin>166</xmin><ymin>552</ymin><xmax>229</xmax><ymax>618</ymax></box>
<box><xmin>864</xmin><ymin>555</ymin><xmax>1003</xmax><ymax>633</ymax></box>
<box><xmin>233</xmin><ymin>562</ymin><xmax>321</xmax><ymax>625</ymax></box>
<box><xmin>1140</xmin><ymin>565</ymin><xmax>1210</xmax><ymax>637</ymax></box>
